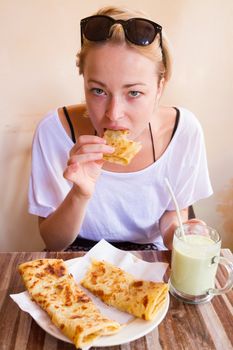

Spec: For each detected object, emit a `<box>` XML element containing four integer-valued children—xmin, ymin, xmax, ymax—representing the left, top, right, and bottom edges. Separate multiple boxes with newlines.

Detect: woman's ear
<box><xmin>155</xmin><ymin>76</ymin><xmax>165</xmax><ymax>104</ymax></box>
<box><xmin>157</xmin><ymin>77</ymin><xmax>165</xmax><ymax>98</ymax></box>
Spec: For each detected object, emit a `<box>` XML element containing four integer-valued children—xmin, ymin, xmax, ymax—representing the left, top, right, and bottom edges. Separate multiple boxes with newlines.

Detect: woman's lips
<box><xmin>104</xmin><ymin>126</ymin><xmax>128</xmax><ymax>131</ymax></box>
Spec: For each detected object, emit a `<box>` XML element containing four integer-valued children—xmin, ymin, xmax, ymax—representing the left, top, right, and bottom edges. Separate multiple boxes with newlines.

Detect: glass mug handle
<box><xmin>208</xmin><ymin>256</ymin><xmax>233</xmax><ymax>296</ymax></box>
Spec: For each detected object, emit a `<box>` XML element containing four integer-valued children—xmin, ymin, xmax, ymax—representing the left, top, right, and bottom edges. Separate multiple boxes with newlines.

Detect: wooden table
<box><xmin>0</xmin><ymin>249</ymin><xmax>232</xmax><ymax>350</ymax></box>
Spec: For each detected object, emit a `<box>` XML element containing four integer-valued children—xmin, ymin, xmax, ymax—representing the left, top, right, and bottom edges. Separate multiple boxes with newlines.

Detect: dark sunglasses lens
<box><xmin>126</xmin><ymin>19</ymin><xmax>156</xmax><ymax>45</ymax></box>
<box><xmin>84</xmin><ymin>17</ymin><xmax>112</xmax><ymax>41</ymax></box>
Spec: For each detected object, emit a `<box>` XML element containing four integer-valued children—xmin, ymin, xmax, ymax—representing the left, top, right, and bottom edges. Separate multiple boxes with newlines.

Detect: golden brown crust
<box><xmin>81</xmin><ymin>259</ymin><xmax>168</xmax><ymax>321</ymax></box>
<box><xmin>103</xmin><ymin>129</ymin><xmax>142</xmax><ymax>165</ymax></box>
<box><xmin>18</xmin><ymin>259</ymin><xmax>120</xmax><ymax>348</ymax></box>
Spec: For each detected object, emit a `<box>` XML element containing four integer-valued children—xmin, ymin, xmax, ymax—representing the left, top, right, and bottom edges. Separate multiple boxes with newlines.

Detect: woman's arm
<box><xmin>159</xmin><ymin>209</ymin><xmax>188</xmax><ymax>250</ymax></box>
<box><xmin>39</xmin><ymin>187</ymin><xmax>91</xmax><ymax>251</ymax></box>
<box><xmin>38</xmin><ymin>135</ymin><xmax>114</xmax><ymax>251</ymax></box>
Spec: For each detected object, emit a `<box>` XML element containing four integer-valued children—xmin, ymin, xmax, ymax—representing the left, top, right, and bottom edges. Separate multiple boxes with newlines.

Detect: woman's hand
<box><xmin>183</xmin><ymin>218</ymin><xmax>207</xmax><ymax>226</ymax></box>
<box><xmin>160</xmin><ymin>210</ymin><xmax>208</xmax><ymax>250</ymax></box>
<box><xmin>159</xmin><ymin>209</ymin><xmax>189</xmax><ymax>250</ymax></box>
<box><xmin>63</xmin><ymin>135</ymin><xmax>114</xmax><ymax>198</ymax></box>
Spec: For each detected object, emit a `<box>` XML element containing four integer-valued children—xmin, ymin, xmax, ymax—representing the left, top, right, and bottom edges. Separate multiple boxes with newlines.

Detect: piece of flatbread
<box><xmin>103</xmin><ymin>129</ymin><xmax>142</xmax><ymax>165</ymax></box>
<box><xmin>81</xmin><ymin>259</ymin><xmax>168</xmax><ymax>321</ymax></box>
<box><xmin>18</xmin><ymin>259</ymin><xmax>120</xmax><ymax>349</ymax></box>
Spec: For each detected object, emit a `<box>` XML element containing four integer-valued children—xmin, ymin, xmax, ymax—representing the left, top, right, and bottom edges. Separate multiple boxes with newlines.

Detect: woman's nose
<box><xmin>105</xmin><ymin>96</ymin><xmax>123</xmax><ymax>121</ymax></box>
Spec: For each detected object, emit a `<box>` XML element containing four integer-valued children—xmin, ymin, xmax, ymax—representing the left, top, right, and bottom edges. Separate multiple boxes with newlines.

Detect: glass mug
<box><xmin>169</xmin><ymin>223</ymin><xmax>233</xmax><ymax>304</ymax></box>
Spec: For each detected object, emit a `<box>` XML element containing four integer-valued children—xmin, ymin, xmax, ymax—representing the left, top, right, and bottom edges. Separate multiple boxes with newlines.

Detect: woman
<box><xmin>29</xmin><ymin>6</ymin><xmax>212</xmax><ymax>251</ymax></box>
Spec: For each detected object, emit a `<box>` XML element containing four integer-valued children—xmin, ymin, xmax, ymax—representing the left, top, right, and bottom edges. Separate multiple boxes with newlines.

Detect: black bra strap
<box><xmin>149</xmin><ymin>122</ymin><xmax>156</xmax><ymax>162</ymax></box>
<box><xmin>171</xmin><ymin>107</ymin><xmax>180</xmax><ymax>140</ymax></box>
<box><xmin>63</xmin><ymin>106</ymin><xmax>76</xmax><ymax>143</ymax></box>
<box><xmin>149</xmin><ymin>107</ymin><xmax>180</xmax><ymax>163</ymax></box>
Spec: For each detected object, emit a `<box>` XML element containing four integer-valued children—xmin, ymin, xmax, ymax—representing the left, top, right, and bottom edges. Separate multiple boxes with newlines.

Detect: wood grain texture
<box><xmin>0</xmin><ymin>250</ymin><xmax>232</xmax><ymax>350</ymax></box>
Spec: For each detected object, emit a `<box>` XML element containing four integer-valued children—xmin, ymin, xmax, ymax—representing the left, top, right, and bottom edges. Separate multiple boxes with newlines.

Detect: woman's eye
<box><xmin>91</xmin><ymin>88</ymin><xmax>106</xmax><ymax>96</ymax></box>
<box><xmin>129</xmin><ymin>91</ymin><xmax>141</xmax><ymax>97</ymax></box>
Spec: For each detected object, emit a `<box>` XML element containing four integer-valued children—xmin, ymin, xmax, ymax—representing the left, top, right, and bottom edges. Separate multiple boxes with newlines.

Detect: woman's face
<box><xmin>83</xmin><ymin>43</ymin><xmax>163</xmax><ymax>139</ymax></box>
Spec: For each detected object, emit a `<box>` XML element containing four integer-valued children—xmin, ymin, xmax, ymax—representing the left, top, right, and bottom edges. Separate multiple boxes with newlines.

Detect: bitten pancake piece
<box><xmin>81</xmin><ymin>259</ymin><xmax>168</xmax><ymax>321</ymax></box>
<box><xmin>18</xmin><ymin>259</ymin><xmax>120</xmax><ymax>349</ymax></box>
<box><xmin>103</xmin><ymin>129</ymin><xmax>142</xmax><ymax>165</ymax></box>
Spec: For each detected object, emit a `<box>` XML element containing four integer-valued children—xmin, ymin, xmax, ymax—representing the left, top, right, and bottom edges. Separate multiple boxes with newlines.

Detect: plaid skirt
<box><xmin>64</xmin><ymin>237</ymin><xmax>158</xmax><ymax>252</ymax></box>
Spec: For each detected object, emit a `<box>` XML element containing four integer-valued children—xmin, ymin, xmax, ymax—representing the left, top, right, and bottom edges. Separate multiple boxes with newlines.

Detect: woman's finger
<box><xmin>70</xmin><ymin>135</ymin><xmax>106</xmax><ymax>155</ymax></box>
<box><xmin>77</xmin><ymin>143</ymin><xmax>114</xmax><ymax>155</ymax></box>
<box><xmin>67</xmin><ymin>152</ymin><xmax>104</xmax><ymax>166</ymax></box>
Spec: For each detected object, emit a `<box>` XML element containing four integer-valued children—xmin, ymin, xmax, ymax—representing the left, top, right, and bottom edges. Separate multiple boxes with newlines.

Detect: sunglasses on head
<box><xmin>80</xmin><ymin>15</ymin><xmax>162</xmax><ymax>48</ymax></box>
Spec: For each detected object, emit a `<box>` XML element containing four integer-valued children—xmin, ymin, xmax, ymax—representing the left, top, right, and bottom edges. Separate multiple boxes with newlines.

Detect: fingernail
<box><xmin>107</xmin><ymin>146</ymin><xmax>115</xmax><ymax>152</ymax></box>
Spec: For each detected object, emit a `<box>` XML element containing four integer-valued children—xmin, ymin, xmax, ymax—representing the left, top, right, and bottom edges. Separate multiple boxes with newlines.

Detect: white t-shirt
<box><xmin>29</xmin><ymin>107</ymin><xmax>213</xmax><ymax>249</ymax></box>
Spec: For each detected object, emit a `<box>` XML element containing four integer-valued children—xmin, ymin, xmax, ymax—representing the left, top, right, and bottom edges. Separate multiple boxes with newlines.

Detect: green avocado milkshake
<box><xmin>170</xmin><ymin>234</ymin><xmax>220</xmax><ymax>296</ymax></box>
<box><xmin>169</xmin><ymin>223</ymin><xmax>233</xmax><ymax>304</ymax></box>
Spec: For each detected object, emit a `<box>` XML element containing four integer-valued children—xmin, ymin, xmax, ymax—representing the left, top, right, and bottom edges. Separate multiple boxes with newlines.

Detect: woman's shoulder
<box><xmin>33</xmin><ymin>109</ymin><xmax>59</xmax><ymax>139</ymax></box>
<box><xmin>35</xmin><ymin>104</ymin><xmax>90</xmax><ymax>135</ymax></box>
<box><xmin>159</xmin><ymin>105</ymin><xmax>202</xmax><ymax>138</ymax></box>
<box><xmin>168</xmin><ymin>106</ymin><xmax>203</xmax><ymax>143</ymax></box>
<box><xmin>57</xmin><ymin>104</ymin><xmax>92</xmax><ymax>137</ymax></box>
<box><xmin>178</xmin><ymin>107</ymin><xmax>202</xmax><ymax>129</ymax></box>
<box><xmin>159</xmin><ymin>105</ymin><xmax>199</xmax><ymax>124</ymax></box>
<box><xmin>32</xmin><ymin>108</ymin><xmax>72</xmax><ymax>153</ymax></box>
<box><xmin>174</xmin><ymin>107</ymin><xmax>205</xmax><ymax>154</ymax></box>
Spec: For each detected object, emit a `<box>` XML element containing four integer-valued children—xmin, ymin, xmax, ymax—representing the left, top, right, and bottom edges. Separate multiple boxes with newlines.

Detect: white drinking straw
<box><xmin>165</xmin><ymin>177</ymin><xmax>186</xmax><ymax>239</ymax></box>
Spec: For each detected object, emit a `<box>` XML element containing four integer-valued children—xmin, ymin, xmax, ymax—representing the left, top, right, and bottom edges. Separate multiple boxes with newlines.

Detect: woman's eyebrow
<box><xmin>88</xmin><ymin>79</ymin><xmax>146</xmax><ymax>88</ymax></box>
<box><xmin>124</xmin><ymin>83</ymin><xmax>147</xmax><ymax>88</ymax></box>
<box><xmin>87</xmin><ymin>79</ymin><xmax>106</xmax><ymax>87</ymax></box>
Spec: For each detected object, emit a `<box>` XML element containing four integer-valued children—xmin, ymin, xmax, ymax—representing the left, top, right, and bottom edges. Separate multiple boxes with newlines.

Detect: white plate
<box><xmin>32</xmin><ymin>256</ymin><xmax>170</xmax><ymax>347</ymax></box>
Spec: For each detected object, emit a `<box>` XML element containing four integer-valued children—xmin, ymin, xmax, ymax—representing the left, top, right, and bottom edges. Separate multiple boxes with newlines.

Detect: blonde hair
<box><xmin>76</xmin><ymin>6</ymin><xmax>172</xmax><ymax>82</ymax></box>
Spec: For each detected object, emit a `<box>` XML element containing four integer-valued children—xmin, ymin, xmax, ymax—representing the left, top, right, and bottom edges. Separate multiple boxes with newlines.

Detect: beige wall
<box><xmin>1</xmin><ymin>0</ymin><xmax>232</xmax><ymax>251</ymax></box>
